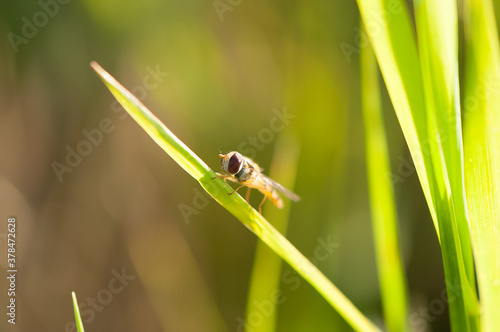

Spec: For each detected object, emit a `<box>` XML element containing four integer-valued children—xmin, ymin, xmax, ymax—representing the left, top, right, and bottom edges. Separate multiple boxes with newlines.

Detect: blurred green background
<box><xmin>3</xmin><ymin>1</ymin><xmax>498</xmax><ymax>331</ymax></box>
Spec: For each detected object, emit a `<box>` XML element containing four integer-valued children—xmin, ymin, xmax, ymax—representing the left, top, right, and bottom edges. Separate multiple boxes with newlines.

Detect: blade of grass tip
<box><xmin>463</xmin><ymin>0</ymin><xmax>500</xmax><ymax>330</ymax></box>
<box><xmin>414</xmin><ymin>1</ymin><xmax>479</xmax><ymax>330</ymax></box>
<box><xmin>90</xmin><ymin>62</ymin><xmax>381</xmax><ymax>332</ymax></box>
<box><xmin>244</xmin><ymin>133</ymin><xmax>300</xmax><ymax>332</ymax></box>
<box><xmin>71</xmin><ymin>292</ymin><xmax>85</xmax><ymax>332</ymax></box>
<box><xmin>361</xmin><ymin>32</ymin><xmax>409</xmax><ymax>332</ymax></box>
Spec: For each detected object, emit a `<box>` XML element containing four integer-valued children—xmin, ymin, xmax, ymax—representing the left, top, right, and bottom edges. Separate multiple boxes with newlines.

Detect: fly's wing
<box><xmin>261</xmin><ymin>174</ymin><xmax>301</xmax><ymax>202</ymax></box>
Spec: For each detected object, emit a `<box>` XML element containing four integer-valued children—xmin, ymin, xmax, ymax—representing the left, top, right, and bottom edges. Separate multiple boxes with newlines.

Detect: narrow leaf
<box><xmin>91</xmin><ymin>61</ymin><xmax>381</xmax><ymax>332</ymax></box>
<box><xmin>414</xmin><ymin>0</ymin><xmax>479</xmax><ymax>330</ymax></box>
<box><xmin>361</xmin><ymin>34</ymin><xmax>409</xmax><ymax>332</ymax></box>
<box><xmin>72</xmin><ymin>292</ymin><xmax>85</xmax><ymax>332</ymax></box>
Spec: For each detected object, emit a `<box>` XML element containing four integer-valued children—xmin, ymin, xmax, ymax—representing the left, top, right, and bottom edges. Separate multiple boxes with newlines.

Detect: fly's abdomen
<box><xmin>262</xmin><ymin>179</ymin><xmax>284</xmax><ymax>209</ymax></box>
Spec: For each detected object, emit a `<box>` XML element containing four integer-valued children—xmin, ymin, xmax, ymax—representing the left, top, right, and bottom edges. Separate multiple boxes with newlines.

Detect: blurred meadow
<box><xmin>1</xmin><ymin>1</ymin><xmax>499</xmax><ymax>331</ymax></box>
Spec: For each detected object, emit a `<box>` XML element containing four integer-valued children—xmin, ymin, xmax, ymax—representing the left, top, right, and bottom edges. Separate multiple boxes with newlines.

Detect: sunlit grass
<box><xmin>71</xmin><ymin>292</ymin><xmax>85</xmax><ymax>332</ymax></box>
<box><xmin>357</xmin><ymin>0</ymin><xmax>499</xmax><ymax>330</ymax></box>
<box><xmin>361</xmin><ymin>36</ymin><xmax>408</xmax><ymax>332</ymax></box>
<box><xmin>413</xmin><ymin>1</ymin><xmax>478</xmax><ymax>329</ymax></box>
<box><xmin>91</xmin><ymin>61</ymin><xmax>380</xmax><ymax>332</ymax></box>
<box><xmin>88</xmin><ymin>0</ymin><xmax>500</xmax><ymax>327</ymax></box>
<box><xmin>463</xmin><ymin>0</ymin><xmax>500</xmax><ymax>330</ymax></box>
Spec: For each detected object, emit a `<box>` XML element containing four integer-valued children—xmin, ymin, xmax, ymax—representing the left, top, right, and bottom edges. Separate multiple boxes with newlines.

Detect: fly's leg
<box><xmin>245</xmin><ymin>188</ymin><xmax>252</xmax><ymax>203</ymax></box>
<box><xmin>213</xmin><ymin>173</ymin><xmax>248</xmax><ymax>197</ymax></box>
<box><xmin>258</xmin><ymin>195</ymin><xmax>267</xmax><ymax>214</ymax></box>
<box><xmin>212</xmin><ymin>172</ymin><xmax>232</xmax><ymax>182</ymax></box>
<box><xmin>228</xmin><ymin>185</ymin><xmax>245</xmax><ymax>196</ymax></box>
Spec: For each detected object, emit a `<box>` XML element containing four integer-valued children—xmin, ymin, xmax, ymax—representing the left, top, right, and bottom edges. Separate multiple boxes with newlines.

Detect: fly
<box><xmin>213</xmin><ymin>151</ymin><xmax>300</xmax><ymax>213</ymax></box>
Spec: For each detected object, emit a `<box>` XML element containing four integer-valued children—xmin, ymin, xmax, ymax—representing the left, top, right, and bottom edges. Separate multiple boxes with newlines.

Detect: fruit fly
<box><xmin>213</xmin><ymin>151</ymin><xmax>300</xmax><ymax>213</ymax></box>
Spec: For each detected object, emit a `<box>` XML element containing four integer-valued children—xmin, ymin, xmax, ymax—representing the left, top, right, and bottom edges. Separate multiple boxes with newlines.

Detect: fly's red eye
<box><xmin>228</xmin><ymin>153</ymin><xmax>242</xmax><ymax>174</ymax></box>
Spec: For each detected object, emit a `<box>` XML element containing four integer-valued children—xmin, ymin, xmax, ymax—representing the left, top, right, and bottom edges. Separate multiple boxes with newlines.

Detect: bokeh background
<box><xmin>2</xmin><ymin>1</ymin><xmax>498</xmax><ymax>331</ymax></box>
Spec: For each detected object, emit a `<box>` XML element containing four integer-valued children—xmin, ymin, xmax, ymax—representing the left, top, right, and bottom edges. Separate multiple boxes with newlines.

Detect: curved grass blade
<box><xmin>90</xmin><ymin>61</ymin><xmax>381</xmax><ymax>332</ymax></box>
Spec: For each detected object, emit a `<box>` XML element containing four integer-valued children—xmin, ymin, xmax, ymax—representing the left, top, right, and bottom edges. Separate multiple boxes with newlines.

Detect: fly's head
<box><xmin>219</xmin><ymin>151</ymin><xmax>243</xmax><ymax>175</ymax></box>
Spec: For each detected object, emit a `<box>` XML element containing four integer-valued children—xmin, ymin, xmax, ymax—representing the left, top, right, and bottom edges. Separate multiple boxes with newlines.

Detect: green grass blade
<box><xmin>463</xmin><ymin>0</ymin><xmax>500</xmax><ymax>330</ymax></box>
<box><xmin>361</xmin><ymin>34</ymin><xmax>409</xmax><ymax>332</ymax></box>
<box><xmin>413</xmin><ymin>1</ymin><xmax>479</xmax><ymax>330</ymax></box>
<box><xmin>90</xmin><ymin>62</ymin><xmax>381</xmax><ymax>332</ymax></box>
<box><xmin>356</xmin><ymin>0</ymin><xmax>439</xmax><ymax>235</ymax></box>
<box><xmin>71</xmin><ymin>292</ymin><xmax>85</xmax><ymax>332</ymax></box>
<box><xmin>357</xmin><ymin>1</ymin><xmax>480</xmax><ymax>330</ymax></box>
<box><xmin>244</xmin><ymin>133</ymin><xmax>300</xmax><ymax>332</ymax></box>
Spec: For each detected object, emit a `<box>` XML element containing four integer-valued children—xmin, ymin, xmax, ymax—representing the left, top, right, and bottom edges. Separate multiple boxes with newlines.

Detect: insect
<box><xmin>213</xmin><ymin>151</ymin><xmax>300</xmax><ymax>213</ymax></box>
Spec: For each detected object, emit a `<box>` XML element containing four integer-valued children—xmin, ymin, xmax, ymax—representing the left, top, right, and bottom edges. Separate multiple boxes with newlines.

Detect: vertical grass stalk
<box><xmin>356</xmin><ymin>0</ymin><xmax>480</xmax><ymax>330</ymax></box>
<box><xmin>361</xmin><ymin>33</ymin><xmax>409</xmax><ymax>332</ymax></box>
